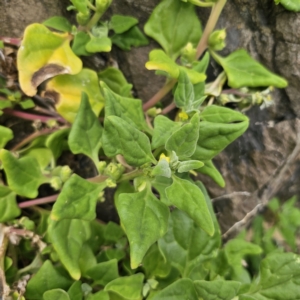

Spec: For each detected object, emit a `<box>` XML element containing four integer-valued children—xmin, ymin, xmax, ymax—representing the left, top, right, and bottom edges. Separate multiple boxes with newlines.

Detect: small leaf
<box><xmin>196</xmin><ymin>160</ymin><xmax>225</xmax><ymax>187</ymax></box>
<box><xmin>48</xmin><ymin>219</ymin><xmax>92</xmax><ymax>280</ymax></box>
<box><xmin>214</xmin><ymin>49</ymin><xmax>288</xmax><ymax>88</ymax></box>
<box><xmin>101</xmin><ymin>83</ymin><xmax>147</xmax><ymax>130</ymax></box>
<box><xmin>111</xmin><ymin>15</ymin><xmax>139</xmax><ymax>34</ymax></box>
<box><xmin>70</xmin><ymin>0</ymin><xmax>89</xmax><ymax>14</ymax></box>
<box><xmin>151</xmin><ymin>176</ymin><xmax>173</xmax><ymax>206</ymax></box>
<box><xmin>87</xmin><ymin>291</ymin><xmax>109</xmax><ymax>300</ymax></box>
<box><xmin>275</xmin><ymin>0</ymin><xmax>300</xmax><ymax>11</ymax></box>
<box><xmin>102</xmin><ymin>116</ymin><xmax>156</xmax><ymax>167</ymax></box>
<box><xmin>152</xmin><ymin>158</ymin><xmax>172</xmax><ymax>178</ymax></box>
<box><xmin>0</xmin><ymin>125</ymin><xmax>13</xmax><ymax>149</ymax></box>
<box><xmin>192</xmin><ymin>105</ymin><xmax>249</xmax><ymax>161</ymax></box>
<box><xmin>166</xmin><ymin>113</ymin><xmax>200</xmax><ymax>159</ymax></box>
<box><xmin>43</xmin><ymin>16</ymin><xmax>72</xmax><ymax>32</ymax></box>
<box><xmin>112</xmin><ymin>26</ymin><xmax>149</xmax><ymax>51</ymax></box>
<box><xmin>45</xmin><ymin>68</ymin><xmax>104</xmax><ymax>123</ymax></box>
<box><xmin>46</xmin><ymin>128</ymin><xmax>70</xmax><ymax>159</ymax></box>
<box><xmin>98</xmin><ymin>67</ymin><xmax>132</xmax><ymax>97</ymax></box>
<box><xmin>152</xmin><ymin>115</ymin><xmax>181</xmax><ymax>149</ymax></box>
<box><xmin>0</xmin><ymin>149</ymin><xmax>46</xmax><ymax>198</ymax></box>
<box><xmin>25</xmin><ymin>260</ymin><xmax>73</xmax><ymax>299</ymax></box>
<box><xmin>166</xmin><ymin>176</ymin><xmax>214</xmax><ymax>236</ymax></box>
<box><xmin>104</xmin><ymin>273</ymin><xmax>144</xmax><ymax>300</ymax></box>
<box><xmin>144</xmin><ymin>0</ymin><xmax>202</xmax><ymax>60</ymax></box>
<box><xmin>85</xmin><ymin>36</ymin><xmax>112</xmax><ymax>53</ymax></box>
<box><xmin>22</xmin><ymin>147</ymin><xmax>53</xmax><ymax>170</ymax></box>
<box><xmin>68</xmin><ymin>93</ymin><xmax>103</xmax><ymax>164</ymax></box>
<box><xmin>18</xmin><ymin>24</ymin><xmax>82</xmax><ymax>96</ymax></box>
<box><xmin>86</xmin><ymin>259</ymin><xmax>119</xmax><ymax>286</ymax></box>
<box><xmin>177</xmin><ymin>160</ymin><xmax>204</xmax><ymax>173</ymax></box>
<box><xmin>0</xmin><ymin>186</ymin><xmax>20</xmax><ymax>222</ymax></box>
<box><xmin>116</xmin><ymin>188</ymin><xmax>169</xmax><ymax>269</ymax></box>
<box><xmin>43</xmin><ymin>289</ymin><xmax>70</xmax><ymax>300</ymax></box>
<box><xmin>194</xmin><ymin>280</ymin><xmax>241</xmax><ymax>300</ymax></box>
<box><xmin>72</xmin><ymin>32</ymin><xmax>91</xmax><ymax>56</ymax></box>
<box><xmin>67</xmin><ymin>281</ymin><xmax>83</xmax><ymax>300</ymax></box>
<box><xmin>152</xmin><ymin>278</ymin><xmax>198</xmax><ymax>300</ymax></box>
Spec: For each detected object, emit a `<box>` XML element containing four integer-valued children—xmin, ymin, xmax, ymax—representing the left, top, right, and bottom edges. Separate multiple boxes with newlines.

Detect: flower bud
<box><xmin>208</xmin><ymin>29</ymin><xmax>226</xmax><ymax>51</ymax></box>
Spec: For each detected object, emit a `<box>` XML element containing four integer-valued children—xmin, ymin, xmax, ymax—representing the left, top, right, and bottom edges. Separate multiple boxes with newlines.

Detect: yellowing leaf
<box><xmin>17</xmin><ymin>23</ymin><xmax>82</xmax><ymax>96</ymax></box>
<box><xmin>44</xmin><ymin>69</ymin><xmax>104</xmax><ymax>123</ymax></box>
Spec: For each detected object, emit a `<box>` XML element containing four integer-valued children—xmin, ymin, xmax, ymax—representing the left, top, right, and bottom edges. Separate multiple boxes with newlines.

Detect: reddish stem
<box><xmin>0</xmin><ymin>37</ymin><xmax>21</xmax><ymax>46</ymax></box>
<box><xmin>18</xmin><ymin>194</ymin><xmax>58</xmax><ymax>208</ymax></box>
<box><xmin>161</xmin><ymin>102</ymin><xmax>176</xmax><ymax>115</ymax></box>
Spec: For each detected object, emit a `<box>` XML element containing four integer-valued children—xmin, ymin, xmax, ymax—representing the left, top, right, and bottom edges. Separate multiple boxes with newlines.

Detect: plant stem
<box><xmin>143</xmin><ymin>79</ymin><xmax>177</xmax><ymax>111</ymax></box>
<box><xmin>161</xmin><ymin>102</ymin><xmax>176</xmax><ymax>115</ymax></box>
<box><xmin>18</xmin><ymin>194</ymin><xmax>59</xmax><ymax>208</ymax></box>
<box><xmin>86</xmin><ymin>0</ymin><xmax>97</xmax><ymax>11</ymax></box>
<box><xmin>0</xmin><ymin>225</ymin><xmax>10</xmax><ymax>298</ymax></box>
<box><xmin>118</xmin><ymin>169</ymin><xmax>144</xmax><ymax>182</ymax></box>
<box><xmin>196</xmin><ymin>0</ymin><xmax>227</xmax><ymax>59</ymax></box>
<box><xmin>86</xmin><ymin>10</ymin><xmax>103</xmax><ymax>30</ymax></box>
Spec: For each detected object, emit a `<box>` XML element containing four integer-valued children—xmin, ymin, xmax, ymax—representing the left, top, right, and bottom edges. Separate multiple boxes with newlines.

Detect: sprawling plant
<box><xmin>0</xmin><ymin>0</ymin><xmax>299</xmax><ymax>299</ymax></box>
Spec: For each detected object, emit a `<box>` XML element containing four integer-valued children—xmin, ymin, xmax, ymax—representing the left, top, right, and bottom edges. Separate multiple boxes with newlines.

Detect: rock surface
<box><xmin>1</xmin><ymin>0</ymin><xmax>300</xmax><ymax>232</ymax></box>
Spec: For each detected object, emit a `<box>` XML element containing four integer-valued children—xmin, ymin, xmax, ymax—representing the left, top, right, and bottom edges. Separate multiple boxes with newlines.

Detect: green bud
<box><xmin>208</xmin><ymin>29</ymin><xmax>227</xmax><ymax>51</ymax></box>
<box><xmin>96</xmin><ymin>0</ymin><xmax>112</xmax><ymax>13</ymax></box>
<box><xmin>19</xmin><ymin>217</ymin><xmax>35</xmax><ymax>231</ymax></box>
<box><xmin>105</xmin><ymin>178</ymin><xmax>117</xmax><ymax>188</ymax></box>
<box><xmin>104</xmin><ymin>162</ymin><xmax>125</xmax><ymax>181</ymax></box>
<box><xmin>50</xmin><ymin>176</ymin><xmax>62</xmax><ymax>191</ymax></box>
<box><xmin>146</xmin><ymin>107</ymin><xmax>161</xmax><ymax>118</ymax></box>
<box><xmin>180</xmin><ymin>42</ymin><xmax>197</xmax><ymax>65</ymax></box>
<box><xmin>97</xmin><ymin>161</ymin><xmax>107</xmax><ymax>174</ymax></box>
<box><xmin>59</xmin><ymin>166</ymin><xmax>72</xmax><ymax>183</ymax></box>
<box><xmin>76</xmin><ymin>12</ymin><xmax>90</xmax><ymax>26</ymax></box>
<box><xmin>134</xmin><ymin>176</ymin><xmax>148</xmax><ymax>192</ymax></box>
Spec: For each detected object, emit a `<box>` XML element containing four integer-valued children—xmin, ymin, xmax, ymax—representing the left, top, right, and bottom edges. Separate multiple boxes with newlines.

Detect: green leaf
<box><xmin>19</xmin><ymin>98</ymin><xmax>35</xmax><ymax>109</ymax></box>
<box><xmin>0</xmin><ymin>186</ymin><xmax>20</xmax><ymax>222</ymax></box>
<box><xmin>85</xmin><ymin>36</ymin><xmax>112</xmax><ymax>53</ymax></box>
<box><xmin>46</xmin><ymin>128</ymin><xmax>70</xmax><ymax>159</ymax></box>
<box><xmin>50</xmin><ymin>174</ymin><xmax>105</xmax><ymax>221</ymax></box>
<box><xmin>102</xmin><ymin>116</ymin><xmax>156</xmax><ymax>167</ymax></box>
<box><xmin>166</xmin><ymin>113</ymin><xmax>200</xmax><ymax>159</ymax></box>
<box><xmin>87</xmin><ymin>291</ymin><xmax>110</xmax><ymax>300</ymax></box>
<box><xmin>144</xmin><ymin>0</ymin><xmax>202</xmax><ymax>60</ymax></box>
<box><xmin>25</xmin><ymin>260</ymin><xmax>73</xmax><ymax>299</ymax></box>
<box><xmin>72</xmin><ymin>32</ymin><xmax>92</xmax><ymax>56</ymax></box>
<box><xmin>240</xmin><ymin>253</ymin><xmax>300</xmax><ymax>299</ymax></box>
<box><xmin>152</xmin><ymin>116</ymin><xmax>181</xmax><ymax>149</ymax></box>
<box><xmin>112</xmin><ymin>26</ymin><xmax>149</xmax><ymax>51</ymax></box>
<box><xmin>194</xmin><ymin>280</ymin><xmax>241</xmax><ymax>300</ymax></box>
<box><xmin>166</xmin><ymin>176</ymin><xmax>214</xmax><ymax>236</ymax></box>
<box><xmin>196</xmin><ymin>160</ymin><xmax>225</xmax><ymax>187</ymax></box>
<box><xmin>111</xmin><ymin>15</ymin><xmax>139</xmax><ymax>34</ymax></box>
<box><xmin>151</xmin><ymin>158</ymin><xmax>172</xmax><ymax>178</ymax></box>
<box><xmin>70</xmin><ymin>0</ymin><xmax>89</xmax><ymax>14</ymax></box>
<box><xmin>48</xmin><ymin>219</ymin><xmax>92</xmax><ymax>280</ymax></box>
<box><xmin>104</xmin><ymin>273</ymin><xmax>144</xmax><ymax>300</ymax></box>
<box><xmin>45</xmin><ymin>68</ymin><xmax>104</xmax><ymax>123</ymax></box>
<box><xmin>0</xmin><ymin>149</ymin><xmax>46</xmax><ymax>198</ymax></box>
<box><xmin>151</xmin><ymin>176</ymin><xmax>173</xmax><ymax>206</ymax></box>
<box><xmin>116</xmin><ymin>188</ymin><xmax>169</xmax><ymax>269</ymax></box>
<box><xmin>68</xmin><ymin>93</ymin><xmax>103</xmax><ymax>164</ymax></box>
<box><xmin>67</xmin><ymin>281</ymin><xmax>83</xmax><ymax>300</ymax></box>
<box><xmin>22</xmin><ymin>148</ymin><xmax>53</xmax><ymax>170</ymax></box>
<box><xmin>101</xmin><ymin>83</ymin><xmax>147</xmax><ymax>130</ymax></box>
<box><xmin>177</xmin><ymin>160</ymin><xmax>204</xmax><ymax>173</ymax></box>
<box><xmin>98</xmin><ymin>67</ymin><xmax>132</xmax><ymax>97</ymax></box>
<box><xmin>86</xmin><ymin>259</ymin><xmax>119</xmax><ymax>286</ymax></box>
<box><xmin>17</xmin><ymin>24</ymin><xmax>82</xmax><ymax>96</ymax></box>
<box><xmin>43</xmin><ymin>16</ymin><xmax>72</xmax><ymax>32</ymax></box>
<box><xmin>192</xmin><ymin>105</ymin><xmax>249</xmax><ymax>161</ymax></box>
<box><xmin>152</xmin><ymin>278</ymin><xmax>198</xmax><ymax>300</ymax></box>
<box><xmin>0</xmin><ymin>125</ymin><xmax>13</xmax><ymax>149</ymax></box>
<box><xmin>43</xmin><ymin>289</ymin><xmax>70</xmax><ymax>300</ymax></box>
<box><xmin>214</xmin><ymin>49</ymin><xmax>288</xmax><ymax>88</ymax></box>
<box><xmin>275</xmin><ymin>0</ymin><xmax>300</xmax><ymax>12</ymax></box>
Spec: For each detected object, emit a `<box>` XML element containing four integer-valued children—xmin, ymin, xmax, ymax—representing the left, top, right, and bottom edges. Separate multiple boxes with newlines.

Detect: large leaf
<box><xmin>152</xmin><ymin>116</ymin><xmax>181</xmax><ymax>149</ymax></box>
<box><xmin>0</xmin><ymin>149</ymin><xmax>46</xmax><ymax>198</ymax></box>
<box><xmin>240</xmin><ymin>253</ymin><xmax>300</xmax><ymax>299</ymax></box>
<box><xmin>192</xmin><ymin>105</ymin><xmax>249</xmax><ymax>161</ymax></box>
<box><xmin>144</xmin><ymin>0</ymin><xmax>202</xmax><ymax>60</ymax></box>
<box><xmin>48</xmin><ymin>219</ymin><xmax>92</xmax><ymax>280</ymax></box>
<box><xmin>0</xmin><ymin>125</ymin><xmax>13</xmax><ymax>149</ymax></box>
<box><xmin>0</xmin><ymin>186</ymin><xmax>20</xmax><ymax>222</ymax></box>
<box><xmin>194</xmin><ymin>280</ymin><xmax>241</xmax><ymax>300</ymax></box>
<box><xmin>25</xmin><ymin>260</ymin><xmax>73</xmax><ymax>299</ymax></box>
<box><xmin>18</xmin><ymin>24</ymin><xmax>82</xmax><ymax>96</ymax></box>
<box><xmin>102</xmin><ymin>116</ymin><xmax>156</xmax><ymax>167</ymax></box>
<box><xmin>165</xmin><ymin>112</ymin><xmax>200</xmax><ymax>159</ymax></box>
<box><xmin>104</xmin><ymin>274</ymin><xmax>144</xmax><ymax>300</ymax></box>
<box><xmin>158</xmin><ymin>191</ymin><xmax>220</xmax><ymax>276</ymax></box>
<box><xmin>166</xmin><ymin>176</ymin><xmax>214</xmax><ymax>236</ymax></box>
<box><xmin>68</xmin><ymin>93</ymin><xmax>103</xmax><ymax>164</ymax></box>
<box><xmin>214</xmin><ymin>49</ymin><xmax>288</xmax><ymax>88</ymax></box>
<box><xmin>50</xmin><ymin>174</ymin><xmax>105</xmax><ymax>221</ymax></box>
<box><xmin>152</xmin><ymin>278</ymin><xmax>198</xmax><ymax>300</ymax></box>
<box><xmin>116</xmin><ymin>188</ymin><xmax>169</xmax><ymax>268</ymax></box>
<box><xmin>101</xmin><ymin>83</ymin><xmax>147</xmax><ymax>130</ymax></box>
<box><xmin>45</xmin><ymin>68</ymin><xmax>104</xmax><ymax>123</ymax></box>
